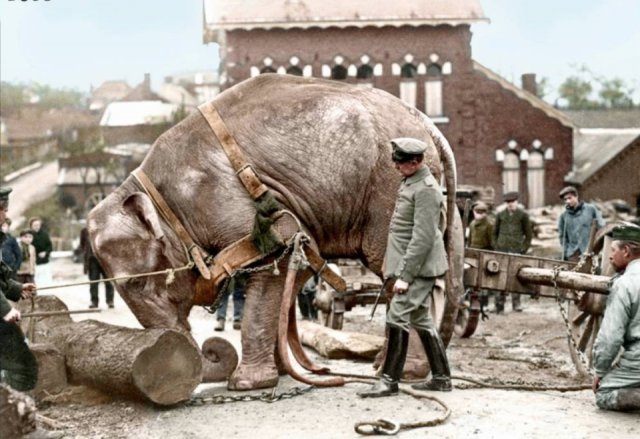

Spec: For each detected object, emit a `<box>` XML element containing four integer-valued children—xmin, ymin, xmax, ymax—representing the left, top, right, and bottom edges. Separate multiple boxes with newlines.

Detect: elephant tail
<box><xmin>420</xmin><ymin>113</ymin><xmax>461</xmax><ymax>306</ymax></box>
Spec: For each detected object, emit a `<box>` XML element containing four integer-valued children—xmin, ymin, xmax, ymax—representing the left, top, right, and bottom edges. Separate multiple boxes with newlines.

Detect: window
<box><xmin>331</xmin><ymin>65</ymin><xmax>347</xmax><ymax>80</ymax></box>
<box><xmin>400</xmin><ymin>63</ymin><xmax>417</xmax><ymax>107</ymax></box>
<box><xmin>425</xmin><ymin>63</ymin><xmax>443</xmax><ymax>117</ymax></box>
<box><xmin>357</xmin><ymin>64</ymin><xmax>373</xmax><ymax>79</ymax></box>
<box><xmin>503</xmin><ymin>152</ymin><xmax>520</xmax><ymax>194</ymax></box>
<box><xmin>260</xmin><ymin>66</ymin><xmax>276</xmax><ymax>74</ymax></box>
<box><xmin>527</xmin><ymin>151</ymin><xmax>545</xmax><ymax>208</ymax></box>
<box><xmin>286</xmin><ymin>66</ymin><xmax>303</xmax><ymax>76</ymax></box>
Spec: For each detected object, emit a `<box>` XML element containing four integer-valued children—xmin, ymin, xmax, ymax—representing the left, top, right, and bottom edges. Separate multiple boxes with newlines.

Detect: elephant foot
<box><xmin>227</xmin><ymin>363</ymin><xmax>279</xmax><ymax>390</ymax></box>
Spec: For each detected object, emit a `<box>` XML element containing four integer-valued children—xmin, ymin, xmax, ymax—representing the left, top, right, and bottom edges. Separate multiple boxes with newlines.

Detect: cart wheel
<box><xmin>454</xmin><ymin>289</ymin><xmax>480</xmax><ymax>338</ymax></box>
<box><xmin>567</xmin><ymin>301</ymin><xmax>603</xmax><ymax>378</ymax></box>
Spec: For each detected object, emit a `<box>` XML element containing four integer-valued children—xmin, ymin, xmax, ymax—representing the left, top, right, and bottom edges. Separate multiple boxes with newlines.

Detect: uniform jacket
<box><xmin>383</xmin><ymin>166</ymin><xmax>448</xmax><ymax>283</ymax></box>
<box><xmin>593</xmin><ymin>259</ymin><xmax>640</xmax><ymax>389</ymax></box>
<box><xmin>1</xmin><ymin>233</ymin><xmax>22</xmax><ymax>272</ymax></box>
<box><xmin>469</xmin><ymin>217</ymin><xmax>494</xmax><ymax>250</ymax></box>
<box><xmin>558</xmin><ymin>201</ymin><xmax>605</xmax><ymax>260</ymax></box>
<box><xmin>0</xmin><ymin>232</ymin><xmax>23</xmax><ymax>318</ymax></box>
<box><xmin>32</xmin><ymin>228</ymin><xmax>53</xmax><ymax>265</ymax></box>
<box><xmin>17</xmin><ymin>242</ymin><xmax>36</xmax><ymax>276</ymax></box>
<box><xmin>492</xmin><ymin>208</ymin><xmax>532</xmax><ymax>254</ymax></box>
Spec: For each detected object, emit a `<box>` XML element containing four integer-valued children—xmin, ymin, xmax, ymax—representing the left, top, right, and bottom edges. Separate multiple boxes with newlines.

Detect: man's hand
<box><xmin>592</xmin><ymin>376</ymin><xmax>601</xmax><ymax>393</ymax></box>
<box><xmin>3</xmin><ymin>308</ymin><xmax>21</xmax><ymax>323</ymax></box>
<box><xmin>21</xmin><ymin>283</ymin><xmax>37</xmax><ymax>299</ymax></box>
<box><xmin>393</xmin><ymin>279</ymin><xmax>409</xmax><ymax>294</ymax></box>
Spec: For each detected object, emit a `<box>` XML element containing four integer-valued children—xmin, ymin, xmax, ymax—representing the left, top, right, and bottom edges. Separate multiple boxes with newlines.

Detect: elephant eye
<box><xmin>127</xmin><ymin>277</ymin><xmax>146</xmax><ymax>292</ymax></box>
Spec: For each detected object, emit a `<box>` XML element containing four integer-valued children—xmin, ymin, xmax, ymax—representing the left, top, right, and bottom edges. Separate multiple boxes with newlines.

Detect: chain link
<box><xmin>186</xmin><ymin>385</ymin><xmax>314</xmax><ymax>406</ymax></box>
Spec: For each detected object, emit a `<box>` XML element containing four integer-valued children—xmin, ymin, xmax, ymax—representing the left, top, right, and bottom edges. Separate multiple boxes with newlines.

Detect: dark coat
<box><xmin>32</xmin><ymin>229</ymin><xmax>53</xmax><ymax>265</ymax></box>
<box><xmin>492</xmin><ymin>208</ymin><xmax>532</xmax><ymax>254</ymax></box>
<box><xmin>1</xmin><ymin>234</ymin><xmax>22</xmax><ymax>272</ymax></box>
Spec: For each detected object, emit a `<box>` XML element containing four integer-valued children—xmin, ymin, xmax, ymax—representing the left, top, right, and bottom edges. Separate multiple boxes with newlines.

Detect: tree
<box><xmin>0</xmin><ymin>82</ymin><xmax>27</xmax><ymax>114</ymax></box>
<box><xmin>598</xmin><ymin>78</ymin><xmax>634</xmax><ymax>108</ymax></box>
<box><xmin>558</xmin><ymin>75</ymin><xmax>599</xmax><ymax>109</ymax></box>
<box><xmin>536</xmin><ymin>77</ymin><xmax>551</xmax><ymax>100</ymax></box>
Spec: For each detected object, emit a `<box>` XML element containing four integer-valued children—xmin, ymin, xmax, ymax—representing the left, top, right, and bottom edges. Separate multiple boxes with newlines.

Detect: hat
<box><xmin>0</xmin><ymin>186</ymin><xmax>12</xmax><ymax>202</ymax></box>
<box><xmin>472</xmin><ymin>201</ymin><xmax>488</xmax><ymax>212</ymax></box>
<box><xmin>559</xmin><ymin>186</ymin><xmax>578</xmax><ymax>199</ymax></box>
<box><xmin>503</xmin><ymin>191</ymin><xmax>519</xmax><ymax>202</ymax></box>
<box><xmin>606</xmin><ymin>223</ymin><xmax>640</xmax><ymax>243</ymax></box>
<box><xmin>391</xmin><ymin>138</ymin><xmax>427</xmax><ymax>162</ymax></box>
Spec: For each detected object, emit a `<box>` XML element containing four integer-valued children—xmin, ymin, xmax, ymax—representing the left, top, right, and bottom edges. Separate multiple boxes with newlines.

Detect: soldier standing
<box><xmin>358</xmin><ymin>138</ymin><xmax>451</xmax><ymax>398</ymax></box>
<box><xmin>0</xmin><ymin>187</ymin><xmax>39</xmax><ymax>392</ymax></box>
<box><xmin>492</xmin><ymin>192</ymin><xmax>532</xmax><ymax>313</ymax></box>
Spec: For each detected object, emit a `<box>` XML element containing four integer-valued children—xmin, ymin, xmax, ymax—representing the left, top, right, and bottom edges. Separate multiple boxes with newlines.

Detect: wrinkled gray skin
<box><xmin>88</xmin><ymin>74</ymin><xmax>457</xmax><ymax>390</ymax></box>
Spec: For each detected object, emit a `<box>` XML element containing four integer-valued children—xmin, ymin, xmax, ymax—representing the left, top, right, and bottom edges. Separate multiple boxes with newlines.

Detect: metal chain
<box><xmin>551</xmin><ymin>265</ymin><xmax>594</xmax><ymax>378</ymax></box>
<box><xmin>186</xmin><ymin>385</ymin><xmax>314</xmax><ymax>406</ymax></box>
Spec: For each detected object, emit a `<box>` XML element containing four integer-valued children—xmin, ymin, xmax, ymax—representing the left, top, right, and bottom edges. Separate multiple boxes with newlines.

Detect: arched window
<box><xmin>503</xmin><ymin>152</ymin><xmax>520</xmax><ymax>194</ymax></box>
<box><xmin>399</xmin><ymin>63</ymin><xmax>417</xmax><ymax>107</ymax></box>
<box><xmin>286</xmin><ymin>66</ymin><xmax>303</xmax><ymax>76</ymax></box>
<box><xmin>331</xmin><ymin>65</ymin><xmax>347</xmax><ymax>80</ymax></box>
<box><xmin>527</xmin><ymin>151</ymin><xmax>545</xmax><ymax>208</ymax></box>
<box><xmin>425</xmin><ymin>63</ymin><xmax>443</xmax><ymax>117</ymax></box>
<box><xmin>260</xmin><ymin>66</ymin><xmax>276</xmax><ymax>74</ymax></box>
<box><xmin>357</xmin><ymin>64</ymin><xmax>373</xmax><ymax>79</ymax></box>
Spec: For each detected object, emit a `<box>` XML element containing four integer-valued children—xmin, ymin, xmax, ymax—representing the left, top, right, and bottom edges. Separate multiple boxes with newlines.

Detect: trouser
<box><xmin>298</xmin><ymin>289</ymin><xmax>317</xmax><ymax>319</ymax></box>
<box><xmin>387</xmin><ymin>277</ymin><xmax>436</xmax><ymax>331</ymax></box>
<box><xmin>596</xmin><ymin>386</ymin><xmax>640</xmax><ymax>411</ymax></box>
<box><xmin>0</xmin><ymin>321</ymin><xmax>38</xmax><ymax>391</ymax></box>
<box><xmin>217</xmin><ymin>284</ymin><xmax>245</xmax><ymax>321</ymax></box>
<box><xmin>89</xmin><ymin>257</ymin><xmax>114</xmax><ymax>305</ymax></box>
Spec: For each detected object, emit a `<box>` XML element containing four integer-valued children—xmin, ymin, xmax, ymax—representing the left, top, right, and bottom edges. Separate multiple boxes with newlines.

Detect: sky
<box><xmin>1</xmin><ymin>0</ymin><xmax>639</xmax><ymax>102</ymax></box>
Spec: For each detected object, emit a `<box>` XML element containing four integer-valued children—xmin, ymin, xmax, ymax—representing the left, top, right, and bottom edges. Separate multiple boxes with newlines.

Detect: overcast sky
<box><xmin>1</xmin><ymin>0</ymin><xmax>638</xmax><ymax>102</ymax></box>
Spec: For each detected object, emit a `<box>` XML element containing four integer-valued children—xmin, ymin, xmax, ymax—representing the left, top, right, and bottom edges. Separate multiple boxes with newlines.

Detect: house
<box><xmin>160</xmin><ymin>71</ymin><xmax>220</xmax><ymax>108</ymax></box>
<box><xmin>563</xmin><ymin>109</ymin><xmax>640</xmax><ymax>211</ymax></box>
<box><xmin>89</xmin><ymin>80</ymin><xmax>132</xmax><ymax>112</ymax></box>
<box><xmin>202</xmin><ymin>0</ymin><xmax>574</xmax><ymax>208</ymax></box>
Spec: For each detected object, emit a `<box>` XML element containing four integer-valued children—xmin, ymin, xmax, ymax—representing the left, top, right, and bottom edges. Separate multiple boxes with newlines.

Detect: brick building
<box><xmin>203</xmin><ymin>0</ymin><xmax>575</xmax><ymax>208</ymax></box>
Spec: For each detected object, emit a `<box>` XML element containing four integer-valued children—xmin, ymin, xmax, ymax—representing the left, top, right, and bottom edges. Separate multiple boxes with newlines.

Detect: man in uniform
<box><xmin>358</xmin><ymin>138</ymin><xmax>451</xmax><ymax>398</ymax></box>
<box><xmin>492</xmin><ymin>192</ymin><xmax>532</xmax><ymax>312</ymax></box>
<box><xmin>558</xmin><ymin>186</ymin><xmax>605</xmax><ymax>262</ymax></box>
<box><xmin>592</xmin><ymin>223</ymin><xmax>640</xmax><ymax>411</ymax></box>
<box><xmin>0</xmin><ymin>187</ymin><xmax>39</xmax><ymax>392</ymax></box>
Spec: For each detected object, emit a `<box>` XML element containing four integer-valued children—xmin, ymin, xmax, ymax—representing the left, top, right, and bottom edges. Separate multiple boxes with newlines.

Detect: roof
<box><xmin>203</xmin><ymin>0</ymin><xmax>489</xmax><ymax>42</ymax></box>
<box><xmin>562</xmin><ymin>109</ymin><xmax>640</xmax><ymax>129</ymax></box>
<box><xmin>91</xmin><ymin>81</ymin><xmax>131</xmax><ymax>101</ymax></box>
<box><xmin>473</xmin><ymin>61</ymin><xmax>575</xmax><ymax>129</ymax></box>
<box><xmin>99</xmin><ymin>101</ymin><xmax>179</xmax><ymax>127</ymax></box>
<box><xmin>57</xmin><ymin>167</ymin><xmax>121</xmax><ymax>186</ymax></box>
<box><xmin>2</xmin><ymin>107</ymin><xmax>100</xmax><ymax>140</ymax></box>
<box><xmin>566</xmin><ymin>129</ymin><xmax>640</xmax><ymax>184</ymax></box>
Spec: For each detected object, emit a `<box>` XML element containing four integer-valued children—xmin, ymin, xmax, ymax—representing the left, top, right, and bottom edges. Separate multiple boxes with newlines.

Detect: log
<box><xmin>201</xmin><ymin>337</ymin><xmax>238</xmax><ymax>382</ymax></box>
<box><xmin>51</xmin><ymin>320</ymin><xmax>202</xmax><ymax>405</ymax></box>
<box><xmin>0</xmin><ymin>383</ymin><xmax>36</xmax><ymax>437</ymax></box>
<box><xmin>298</xmin><ymin>320</ymin><xmax>383</xmax><ymax>360</ymax></box>
<box><xmin>18</xmin><ymin>296</ymin><xmax>202</xmax><ymax>405</ymax></box>
<box><xmin>30</xmin><ymin>343</ymin><xmax>67</xmax><ymax>399</ymax></box>
<box><xmin>517</xmin><ymin>268</ymin><xmax>610</xmax><ymax>294</ymax></box>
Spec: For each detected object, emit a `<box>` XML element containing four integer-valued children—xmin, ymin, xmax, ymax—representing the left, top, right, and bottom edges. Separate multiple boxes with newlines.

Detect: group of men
<box><xmin>2</xmin><ymin>136</ymin><xmax>639</xmax><ymax>415</ymax></box>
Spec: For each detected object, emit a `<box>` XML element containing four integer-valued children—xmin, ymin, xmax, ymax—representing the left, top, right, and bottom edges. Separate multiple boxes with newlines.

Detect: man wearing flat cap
<box><xmin>468</xmin><ymin>201</ymin><xmax>496</xmax><ymax>310</ymax></box>
<box><xmin>558</xmin><ymin>186</ymin><xmax>604</xmax><ymax>261</ymax></box>
<box><xmin>592</xmin><ymin>223</ymin><xmax>640</xmax><ymax>411</ymax></box>
<box><xmin>358</xmin><ymin>138</ymin><xmax>451</xmax><ymax>398</ymax></box>
<box><xmin>492</xmin><ymin>191</ymin><xmax>532</xmax><ymax>312</ymax></box>
<box><xmin>0</xmin><ymin>186</ymin><xmax>39</xmax><ymax>392</ymax></box>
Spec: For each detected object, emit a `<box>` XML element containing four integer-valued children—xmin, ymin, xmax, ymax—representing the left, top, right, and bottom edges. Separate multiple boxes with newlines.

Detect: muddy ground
<box><xmin>31</xmin><ymin>257</ymin><xmax>637</xmax><ymax>438</ymax></box>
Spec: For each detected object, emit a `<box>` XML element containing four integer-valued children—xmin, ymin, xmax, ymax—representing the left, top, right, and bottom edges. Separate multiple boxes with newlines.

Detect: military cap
<box><xmin>558</xmin><ymin>186</ymin><xmax>578</xmax><ymax>199</ymax></box>
<box><xmin>0</xmin><ymin>186</ymin><xmax>12</xmax><ymax>208</ymax></box>
<box><xmin>503</xmin><ymin>191</ymin><xmax>519</xmax><ymax>202</ymax></box>
<box><xmin>606</xmin><ymin>223</ymin><xmax>640</xmax><ymax>243</ymax></box>
<box><xmin>472</xmin><ymin>201</ymin><xmax>489</xmax><ymax>212</ymax></box>
<box><xmin>391</xmin><ymin>138</ymin><xmax>427</xmax><ymax>162</ymax></box>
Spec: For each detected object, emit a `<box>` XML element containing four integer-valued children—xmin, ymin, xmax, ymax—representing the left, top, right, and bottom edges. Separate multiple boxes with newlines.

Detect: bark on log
<box><xmin>0</xmin><ymin>383</ymin><xmax>37</xmax><ymax>437</ymax></box>
<box><xmin>31</xmin><ymin>343</ymin><xmax>67</xmax><ymax>399</ymax></box>
<box><xmin>201</xmin><ymin>337</ymin><xmax>238</xmax><ymax>382</ymax></box>
<box><xmin>51</xmin><ymin>320</ymin><xmax>202</xmax><ymax>405</ymax></box>
<box><xmin>298</xmin><ymin>320</ymin><xmax>383</xmax><ymax>360</ymax></box>
<box><xmin>517</xmin><ymin>268</ymin><xmax>610</xmax><ymax>294</ymax></box>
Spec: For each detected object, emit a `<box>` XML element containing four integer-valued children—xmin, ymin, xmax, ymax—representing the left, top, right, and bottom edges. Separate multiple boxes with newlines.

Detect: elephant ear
<box><xmin>122</xmin><ymin>192</ymin><xmax>165</xmax><ymax>240</ymax></box>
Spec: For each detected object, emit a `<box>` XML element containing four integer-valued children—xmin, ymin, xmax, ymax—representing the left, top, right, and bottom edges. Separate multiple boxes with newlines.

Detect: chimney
<box><xmin>521</xmin><ymin>73</ymin><xmax>537</xmax><ymax>96</ymax></box>
<box><xmin>143</xmin><ymin>73</ymin><xmax>151</xmax><ymax>92</ymax></box>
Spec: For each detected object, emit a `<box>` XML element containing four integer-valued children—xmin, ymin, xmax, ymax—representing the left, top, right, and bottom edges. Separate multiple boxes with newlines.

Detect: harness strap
<box><xmin>198</xmin><ymin>103</ymin><xmax>268</xmax><ymax>200</ymax></box>
<box><xmin>132</xmin><ymin>168</ymin><xmax>211</xmax><ymax>280</ymax></box>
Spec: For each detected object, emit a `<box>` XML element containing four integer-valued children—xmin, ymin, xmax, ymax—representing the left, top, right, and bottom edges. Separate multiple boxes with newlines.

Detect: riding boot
<box><xmin>411</xmin><ymin>328</ymin><xmax>452</xmax><ymax>392</ymax></box>
<box><xmin>616</xmin><ymin>388</ymin><xmax>640</xmax><ymax>411</ymax></box>
<box><xmin>357</xmin><ymin>325</ymin><xmax>409</xmax><ymax>398</ymax></box>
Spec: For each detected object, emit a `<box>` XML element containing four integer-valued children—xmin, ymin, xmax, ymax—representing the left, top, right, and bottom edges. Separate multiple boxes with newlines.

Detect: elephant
<box><xmin>87</xmin><ymin>74</ymin><xmax>462</xmax><ymax>390</ymax></box>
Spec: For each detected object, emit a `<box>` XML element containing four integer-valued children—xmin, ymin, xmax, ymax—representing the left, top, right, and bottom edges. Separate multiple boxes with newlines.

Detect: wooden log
<box><xmin>50</xmin><ymin>320</ymin><xmax>202</xmax><ymax>405</ymax></box>
<box><xmin>30</xmin><ymin>343</ymin><xmax>67</xmax><ymax>399</ymax></box>
<box><xmin>298</xmin><ymin>320</ymin><xmax>383</xmax><ymax>360</ymax></box>
<box><xmin>201</xmin><ymin>337</ymin><xmax>238</xmax><ymax>383</ymax></box>
<box><xmin>0</xmin><ymin>383</ymin><xmax>36</xmax><ymax>437</ymax></box>
<box><xmin>517</xmin><ymin>268</ymin><xmax>610</xmax><ymax>294</ymax></box>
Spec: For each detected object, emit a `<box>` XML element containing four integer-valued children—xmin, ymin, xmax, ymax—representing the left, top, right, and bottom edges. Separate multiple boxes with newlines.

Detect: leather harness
<box><xmin>130</xmin><ymin>102</ymin><xmax>346</xmax><ymax>306</ymax></box>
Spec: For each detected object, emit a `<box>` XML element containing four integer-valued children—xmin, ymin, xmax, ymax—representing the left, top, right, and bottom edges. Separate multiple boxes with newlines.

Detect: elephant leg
<box><xmin>228</xmin><ymin>271</ymin><xmax>283</xmax><ymax>390</ymax></box>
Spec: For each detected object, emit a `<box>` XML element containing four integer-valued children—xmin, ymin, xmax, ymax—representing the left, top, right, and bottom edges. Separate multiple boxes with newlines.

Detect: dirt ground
<box><xmin>31</xmin><ymin>257</ymin><xmax>638</xmax><ymax>438</ymax></box>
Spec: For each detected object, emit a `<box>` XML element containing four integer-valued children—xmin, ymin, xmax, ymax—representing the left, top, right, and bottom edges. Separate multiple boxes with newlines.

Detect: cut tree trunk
<box><xmin>297</xmin><ymin>320</ymin><xmax>383</xmax><ymax>360</ymax></box>
<box><xmin>201</xmin><ymin>336</ymin><xmax>238</xmax><ymax>382</ymax></box>
<box><xmin>18</xmin><ymin>295</ymin><xmax>202</xmax><ymax>405</ymax></box>
<box><xmin>0</xmin><ymin>383</ymin><xmax>37</xmax><ymax>437</ymax></box>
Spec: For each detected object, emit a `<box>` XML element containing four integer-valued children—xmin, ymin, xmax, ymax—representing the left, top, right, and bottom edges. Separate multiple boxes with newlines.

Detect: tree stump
<box><xmin>0</xmin><ymin>383</ymin><xmax>36</xmax><ymax>437</ymax></box>
<box><xmin>201</xmin><ymin>337</ymin><xmax>239</xmax><ymax>382</ymax></box>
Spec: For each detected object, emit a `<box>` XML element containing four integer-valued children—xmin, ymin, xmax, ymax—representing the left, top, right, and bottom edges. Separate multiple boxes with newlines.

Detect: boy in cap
<box><xmin>468</xmin><ymin>201</ymin><xmax>496</xmax><ymax>310</ymax></box>
<box><xmin>492</xmin><ymin>191</ymin><xmax>532</xmax><ymax>312</ymax></box>
<box><xmin>558</xmin><ymin>186</ymin><xmax>604</xmax><ymax>261</ymax></box>
<box><xmin>358</xmin><ymin>138</ymin><xmax>451</xmax><ymax>398</ymax></box>
<box><xmin>592</xmin><ymin>223</ymin><xmax>640</xmax><ymax>411</ymax></box>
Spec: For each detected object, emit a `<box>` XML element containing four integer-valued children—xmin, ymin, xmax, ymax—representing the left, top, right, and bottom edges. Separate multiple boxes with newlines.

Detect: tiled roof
<box><xmin>562</xmin><ymin>109</ymin><xmax>640</xmax><ymax>129</ymax></box>
<box><xmin>99</xmin><ymin>101</ymin><xmax>179</xmax><ymax>127</ymax></box>
<box><xmin>203</xmin><ymin>0</ymin><xmax>488</xmax><ymax>42</ymax></box>
<box><xmin>3</xmin><ymin>107</ymin><xmax>99</xmax><ymax>140</ymax></box>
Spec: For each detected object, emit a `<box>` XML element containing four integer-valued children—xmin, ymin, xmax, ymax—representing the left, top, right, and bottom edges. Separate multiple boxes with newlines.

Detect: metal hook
<box><xmin>354</xmin><ymin>419</ymin><xmax>401</xmax><ymax>436</ymax></box>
